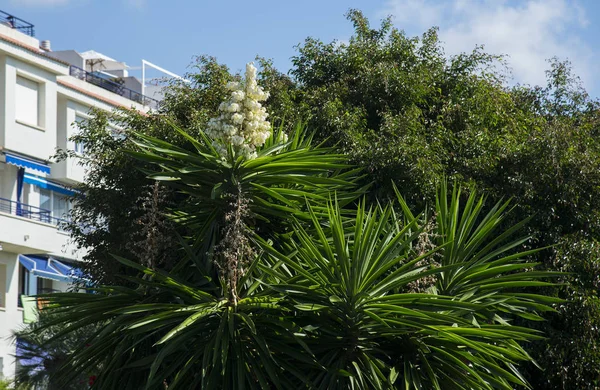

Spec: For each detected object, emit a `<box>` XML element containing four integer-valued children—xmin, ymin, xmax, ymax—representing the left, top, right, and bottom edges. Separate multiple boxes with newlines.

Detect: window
<box><xmin>37</xmin><ymin>278</ymin><xmax>55</xmax><ymax>294</ymax></box>
<box><xmin>39</xmin><ymin>188</ymin><xmax>72</xmax><ymax>220</ymax></box>
<box><xmin>0</xmin><ymin>264</ymin><xmax>6</xmax><ymax>309</ymax></box>
<box><xmin>53</xmin><ymin>194</ymin><xmax>69</xmax><ymax>219</ymax></box>
<box><xmin>74</xmin><ymin>141</ymin><xmax>85</xmax><ymax>154</ymax></box>
<box><xmin>21</xmin><ymin>183</ymin><xmax>31</xmax><ymax>206</ymax></box>
<box><xmin>72</xmin><ymin>116</ymin><xmax>86</xmax><ymax>154</ymax></box>
<box><xmin>18</xmin><ymin>264</ymin><xmax>30</xmax><ymax>308</ymax></box>
<box><xmin>40</xmin><ymin>188</ymin><xmax>51</xmax><ymax>211</ymax></box>
<box><xmin>15</xmin><ymin>75</ymin><xmax>40</xmax><ymax>127</ymax></box>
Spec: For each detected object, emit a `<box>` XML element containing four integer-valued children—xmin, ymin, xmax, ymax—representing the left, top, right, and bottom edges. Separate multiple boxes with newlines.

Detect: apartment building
<box><xmin>0</xmin><ymin>10</ymin><xmax>173</xmax><ymax>379</ymax></box>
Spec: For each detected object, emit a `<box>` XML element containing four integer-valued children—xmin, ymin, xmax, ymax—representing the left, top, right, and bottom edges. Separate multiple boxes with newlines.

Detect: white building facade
<box><xmin>0</xmin><ymin>10</ymin><xmax>165</xmax><ymax>379</ymax></box>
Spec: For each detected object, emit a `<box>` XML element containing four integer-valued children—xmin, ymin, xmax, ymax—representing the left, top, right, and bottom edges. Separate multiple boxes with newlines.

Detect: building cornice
<box><xmin>0</xmin><ymin>32</ymin><xmax>70</xmax><ymax>67</ymax></box>
<box><xmin>57</xmin><ymin>79</ymin><xmax>148</xmax><ymax>115</ymax></box>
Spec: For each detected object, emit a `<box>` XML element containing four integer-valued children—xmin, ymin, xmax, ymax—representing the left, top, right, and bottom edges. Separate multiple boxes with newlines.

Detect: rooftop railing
<box><xmin>0</xmin><ymin>10</ymin><xmax>35</xmax><ymax>37</ymax></box>
<box><xmin>69</xmin><ymin>65</ymin><xmax>159</xmax><ymax>109</ymax></box>
<box><xmin>0</xmin><ymin>197</ymin><xmax>68</xmax><ymax>228</ymax></box>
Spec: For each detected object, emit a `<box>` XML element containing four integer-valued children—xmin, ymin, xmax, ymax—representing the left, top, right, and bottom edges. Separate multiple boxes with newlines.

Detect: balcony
<box><xmin>0</xmin><ymin>196</ymin><xmax>78</xmax><ymax>256</ymax></box>
<box><xmin>0</xmin><ymin>10</ymin><xmax>35</xmax><ymax>37</ymax></box>
<box><xmin>0</xmin><ymin>197</ymin><xmax>67</xmax><ymax>228</ymax></box>
<box><xmin>69</xmin><ymin>65</ymin><xmax>159</xmax><ymax>109</ymax></box>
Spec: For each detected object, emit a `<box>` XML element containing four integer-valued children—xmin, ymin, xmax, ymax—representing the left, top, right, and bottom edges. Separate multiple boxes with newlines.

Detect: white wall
<box><xmin>0</xmin><ymin>24</ymin><xmax>39</xmax><ymax>50</ymax></box>
<box><xmin>0</xmin><ymin>164</ymin><xmax>16</xmax><ymax>201</ymax></box>
<box><xmin>51</xmin><ymin>97</ymin><xmax>89</xmax><ymax>184</ymax></box>
<box><xmin>3</xmin><ymin>56</ymin><xmax>58</xmax><ymax>161</ymax></box>
<box><xmin>0</xmin><ymin>251</ymin><xmax>23</xmax><ymax>379</ymax></box>
<box><xmin>0</xmin><ymin>212</ymin><xmax>74</xmax><ymax>255</ymax></box>
<box><xmin>45</xmin><ymin>50</ymin><xmax>84</xmax><ymax>69</ymax></box>
<box><xmin>0</xmin><ymin>55</ymin><xmax>6</xmax><ymax>149</ymax></box>
<box><xmin>57</xmin><ymin>75</ymin><xmax>147</xmax><ymax>112</ymax></box>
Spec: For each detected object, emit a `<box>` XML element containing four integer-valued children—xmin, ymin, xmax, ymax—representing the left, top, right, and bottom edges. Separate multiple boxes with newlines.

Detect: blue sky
<box><xmin>6</xmin><ymin>0</ymin><xmax>600</xmax><ymax>97</ymax></box>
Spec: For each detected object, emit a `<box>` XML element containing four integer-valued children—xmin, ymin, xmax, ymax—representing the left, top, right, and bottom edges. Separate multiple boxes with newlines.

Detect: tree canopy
<box><xmin>50</xmin><ymin>9</ymin><xmax>600</xmax><ymax>389</ymax></box>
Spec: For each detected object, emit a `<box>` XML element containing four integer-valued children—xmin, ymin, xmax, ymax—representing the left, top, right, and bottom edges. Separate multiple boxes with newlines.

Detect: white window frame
<box><xmin>15</xmin><ymin>73</ymin><xmax>45</xmax><ymax>129</ymax></box>
<box><xmin>74</xmin><ymin>141</ymin><xmax>85</xmax><ymax>154</ymax></box>
<box><xmin>38</xmin><ymin>188</ymin><xmax>72</xmax><ymax>220</ymax></box>
<box><xmin>71</xmin><ymin>114</ymin><xmax>88</xmax><ymax>155</ymax></box>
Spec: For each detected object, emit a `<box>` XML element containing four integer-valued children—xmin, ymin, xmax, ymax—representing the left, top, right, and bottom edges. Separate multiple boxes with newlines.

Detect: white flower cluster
<box><xmin>206</xmin><ymin>63</ymin><xmax>273</xmax><ymax>160</ymax></box>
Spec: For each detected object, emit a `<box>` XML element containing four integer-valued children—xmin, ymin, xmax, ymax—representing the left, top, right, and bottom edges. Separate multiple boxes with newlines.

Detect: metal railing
<box><xmin>69</xmin><ymin>65</ymin><xmax>160</xmax><ymax>109</ymax></box>
<box><xmin>0</xmin><ymin>10</ymin><xmax>35</xmax><ymax>37</ymax></box>
<box><xmin>0</xmin><ymin>197</ymin><xmax>68</xmax><ymax>227</ymax></box>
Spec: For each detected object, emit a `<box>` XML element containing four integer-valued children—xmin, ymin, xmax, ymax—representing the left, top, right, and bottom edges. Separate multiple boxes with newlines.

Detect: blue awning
<box><xmin>23</xmin><ymin>173</ymin><xmax>76</xmax><ymax>196</ymax></box>
<box><xmin>5</xmin><ymin>152</ymin><xmax>50</xmax><ymax>175</ymax></box>
<box><xmin>18</xmin><ymin>255</ymin><xmax>79</xmax><ymax>283</ymax></box>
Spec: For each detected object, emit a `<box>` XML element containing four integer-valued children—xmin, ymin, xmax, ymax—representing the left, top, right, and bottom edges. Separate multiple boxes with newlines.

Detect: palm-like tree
<box><xmin>129</xmin><ymin>123</ymin><xmax>365</xmax><ymax>303</ymax></box>
<box><xmin>32</xmin><ymin>68</ymin><xmax>559</xmax><ymax>389</ymax></box>
<box><xmin>37</xmin><ymin>126</ymin><xmax>558</xmax><ymax>388</ymax></box>
<box><xmin>261</xmin><ymin>186</ymin><xmax>559</xmax><ymax>389</ymax></box>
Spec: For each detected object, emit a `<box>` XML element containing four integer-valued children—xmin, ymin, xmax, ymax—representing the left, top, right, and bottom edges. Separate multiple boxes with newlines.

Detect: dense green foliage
<box><xmin>278</xmin><ymin>11</ymin><xmax>600</xmax><ymax>388</ymax></box>
<box><xmin>53</xmin><ymin>9</ymin><xmax>600</xmax><ymax>388</ymax></box>
<box><xmin>44</xmin><ymin>123</ymin><xmax>557</xmax><ymax>388</ymax></box>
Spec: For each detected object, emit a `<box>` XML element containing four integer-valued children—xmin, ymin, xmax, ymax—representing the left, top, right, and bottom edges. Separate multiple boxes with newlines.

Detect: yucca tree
<box><xmin>129</xmin><ymin>123</ymin><xmax>364</xmax><ymax>303</ymax></box>
<box><xmin>130</xmin><ymin>122</ymin><xmax>364</xmax><ymax>237</ymax></box>
<box><xmin>32</xmin><ymin>66</ymin><xmax>559</xmax><ymax>388</ymax></box>
<box><xmin>29</xmin><ymin>121</ymin><xmax>366</xmax><ymax>389</ymax></box>
<box><xmin>37</xmin><ymin>180</ymin><xmax>559</xmax><ymax>389</ymax></box>
<box><xmin>255</xmin><ymin>186</ymin><xmax>561</xmax><ymax>389</ymax></box>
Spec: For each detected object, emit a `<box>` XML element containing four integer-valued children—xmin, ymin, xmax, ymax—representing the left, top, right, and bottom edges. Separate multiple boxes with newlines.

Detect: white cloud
<box><xmin>380</xmin><ymin>0</ymin><xmax>593</xmax><ymax>88</ymax></box>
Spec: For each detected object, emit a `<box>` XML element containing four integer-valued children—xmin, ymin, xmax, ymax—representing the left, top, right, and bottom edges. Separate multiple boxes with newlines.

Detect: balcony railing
<box><xmin>0</xmin><ymin>197</ymin><xmax>67</xmax><ymax>227</ymax></box>
<box><xmin>0</xmin><ymin>10</ymin><xmax>35</xmax><ymax>37</ymax></box>
<box><xmin>69</xmin><ymin>65</ymin><xmax>159</xmax><ymax>109</ymax></box>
